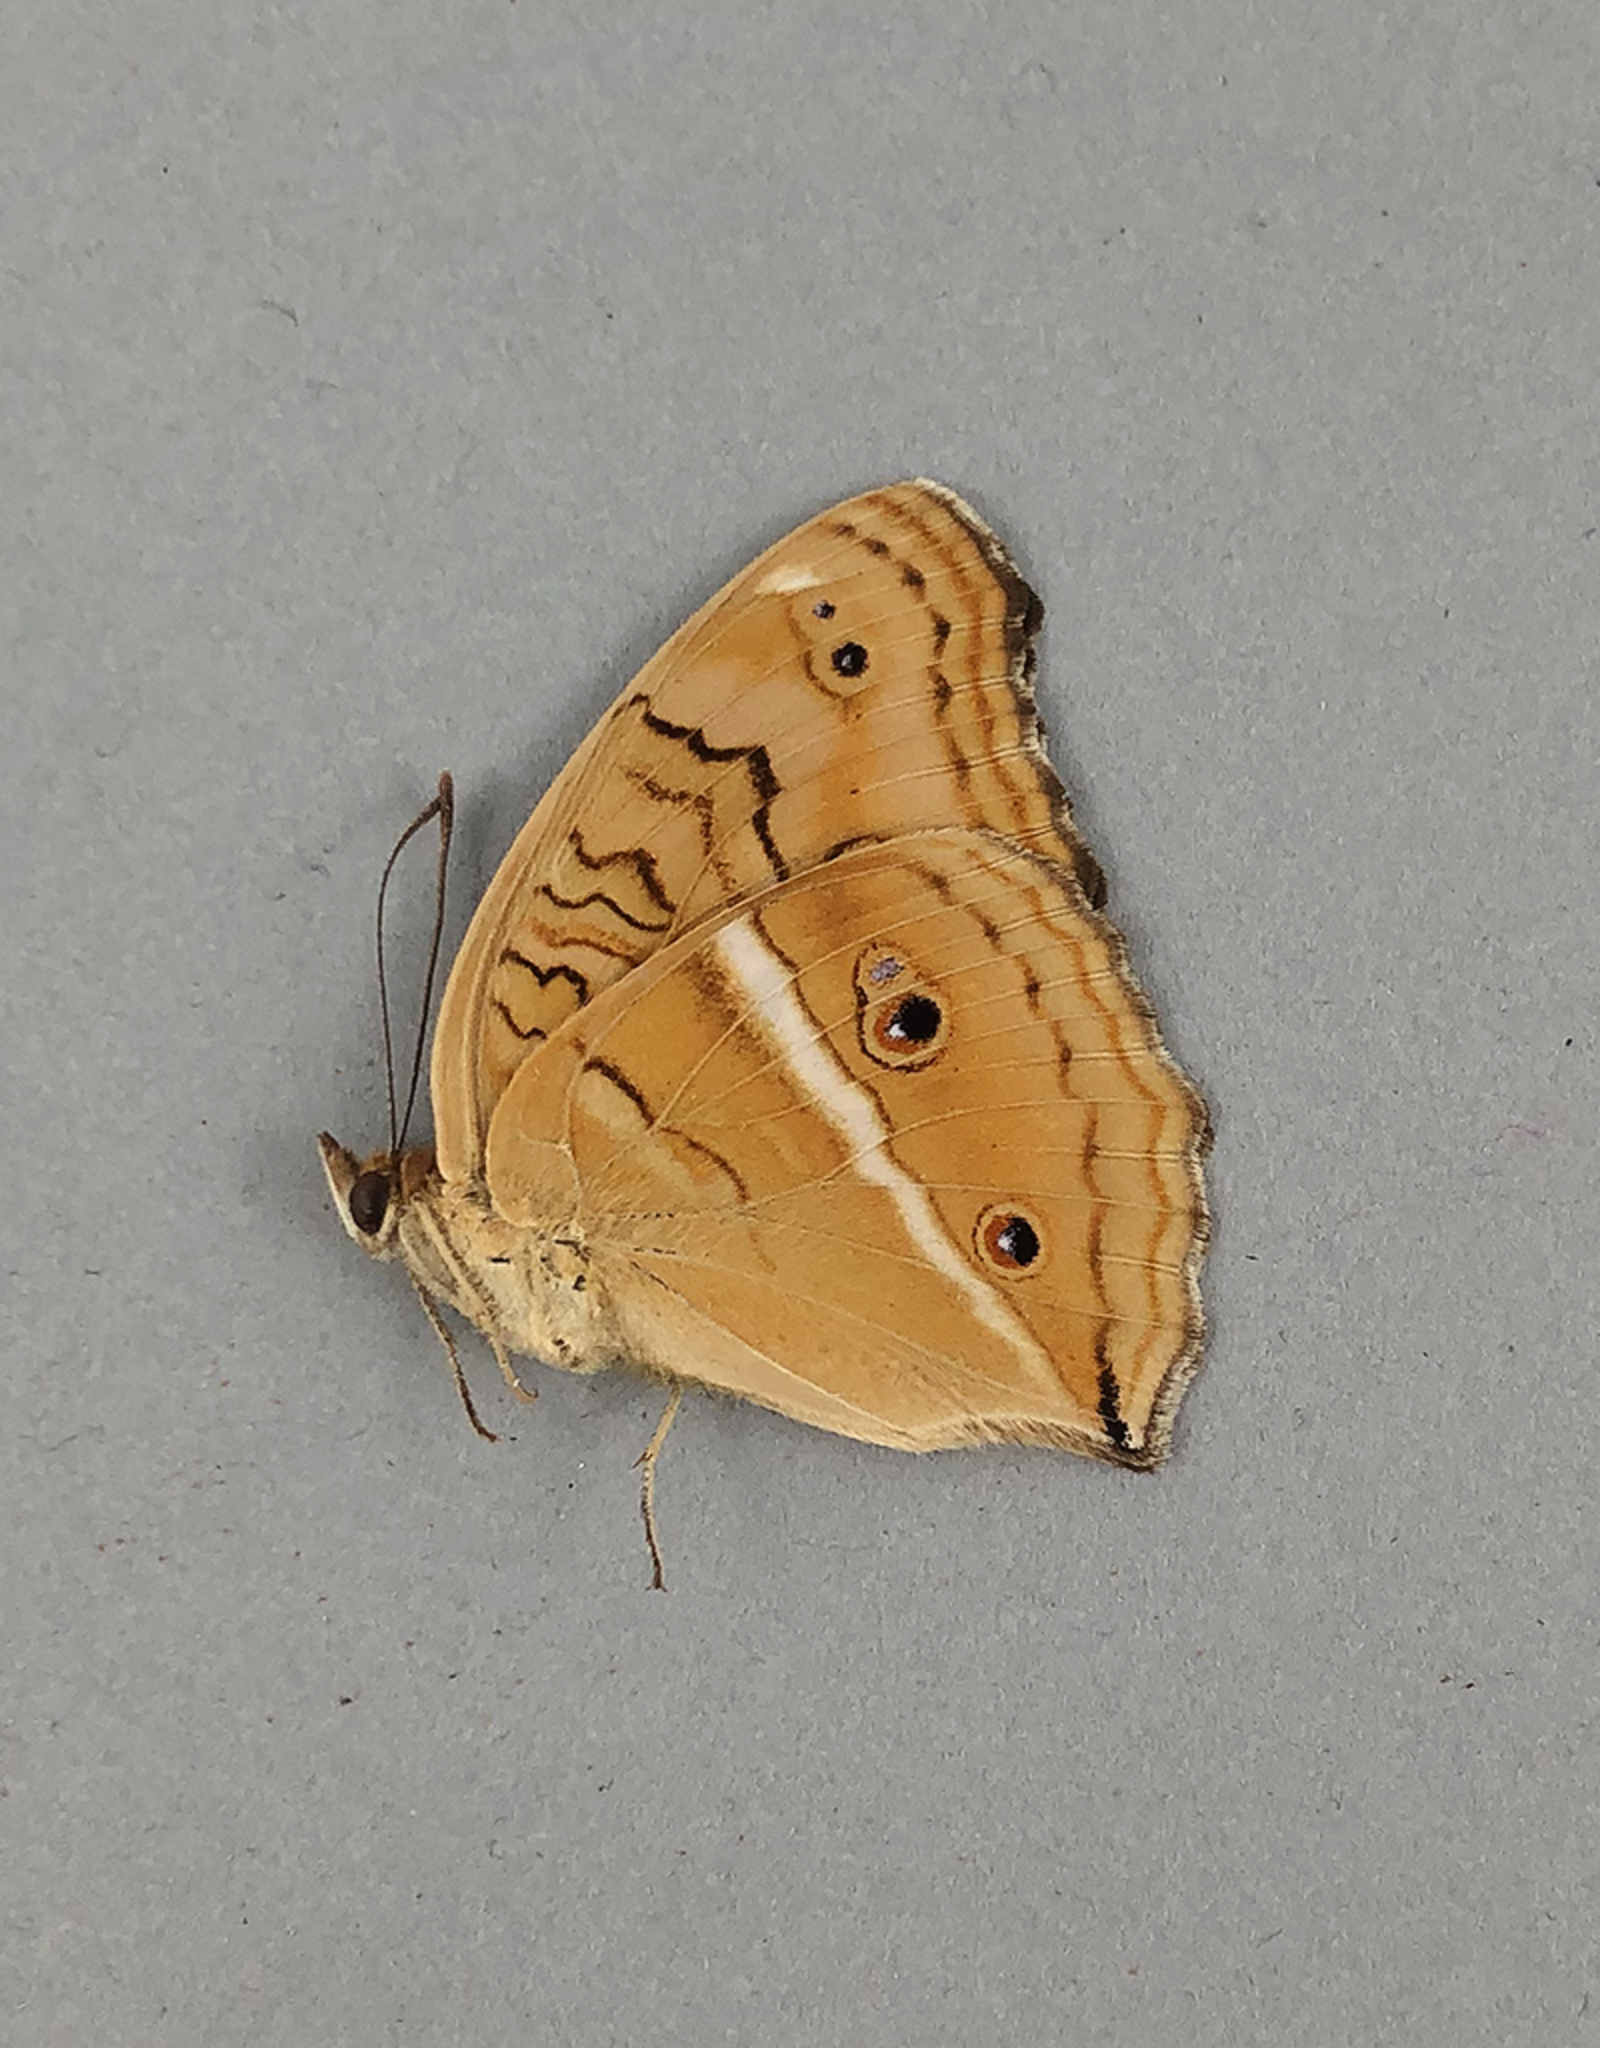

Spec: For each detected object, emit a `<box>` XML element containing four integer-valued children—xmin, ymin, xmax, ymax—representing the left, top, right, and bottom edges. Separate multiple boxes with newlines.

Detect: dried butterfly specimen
<box><xmin>321</xmin><ymin>482</ymin><xmax>1211</xmax><ymax>1583</ymax></box>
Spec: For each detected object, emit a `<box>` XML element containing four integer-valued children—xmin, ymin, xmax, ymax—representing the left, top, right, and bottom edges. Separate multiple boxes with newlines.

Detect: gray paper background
<box><xmin>6</xmin><ymin>4</ymin><xmax>1597</xmax><ymax>2044</ymax></box>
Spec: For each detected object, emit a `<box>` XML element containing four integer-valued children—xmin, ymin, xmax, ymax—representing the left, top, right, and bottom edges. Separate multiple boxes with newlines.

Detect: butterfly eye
<box><xmin>976</xmin><ymin>1206</ymin><xmax>1044</xmax><ymax>1274</ymax></box>
<box><xmin>349</xmin><ymin>1169</ymin><xmax>393</xmax><ymax>1236</ymax></box>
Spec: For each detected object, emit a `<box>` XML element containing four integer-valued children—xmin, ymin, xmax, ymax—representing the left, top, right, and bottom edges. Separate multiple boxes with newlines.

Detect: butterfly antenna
<box><xmin>375</xmin><ymin>772</ymin><xmax>455</xmax><ymax>1157</ymax></box>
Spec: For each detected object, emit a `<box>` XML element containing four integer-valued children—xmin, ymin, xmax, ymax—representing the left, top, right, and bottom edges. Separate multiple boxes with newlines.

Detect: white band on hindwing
<box><xmin>711</xmin><ymin>914</ymin><xmax>1053</xmax><ymax>1382</ymax></box>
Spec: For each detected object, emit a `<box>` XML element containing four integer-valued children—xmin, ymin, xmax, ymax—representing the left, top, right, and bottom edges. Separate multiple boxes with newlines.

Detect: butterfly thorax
<box><xmin>318</xmin><ymin>1132</ymin><xmax>613</xmax><ymax>1375</ymax></box>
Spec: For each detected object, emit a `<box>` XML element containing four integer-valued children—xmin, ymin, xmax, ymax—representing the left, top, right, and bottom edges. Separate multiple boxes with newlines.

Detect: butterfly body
<box><xmin>322</xmin><ymin>482</ymin><xmax>1210</xmax><ymax>1512</ymax></box>
<box><xmin>319</xmin><ymin>1137</ymin><xmax>615</xmax><ymax>1382</ymax></box>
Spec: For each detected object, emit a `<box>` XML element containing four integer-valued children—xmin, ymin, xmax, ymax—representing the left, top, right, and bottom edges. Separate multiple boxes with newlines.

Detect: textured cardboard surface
<box><xmin>6</xmin><ymin>6</ymin><xmax>1596</xmax><ymax>2042</ymax></box>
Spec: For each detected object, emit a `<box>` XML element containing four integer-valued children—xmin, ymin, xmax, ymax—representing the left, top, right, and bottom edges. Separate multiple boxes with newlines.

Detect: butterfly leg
<box><xmin>410</xmin><ymin>1277</ymin><xmax>499</xmax><ymax>1443</ymax></box>
<box><xmin>485</xmin><ymin>1328</ymin><xmax>539</xmax><ymax>1406</ymax></box>
<box><xmin>634</xmin><ymin>1387</ymin><xmax>684</xmax><ymax>1591</ymax></box>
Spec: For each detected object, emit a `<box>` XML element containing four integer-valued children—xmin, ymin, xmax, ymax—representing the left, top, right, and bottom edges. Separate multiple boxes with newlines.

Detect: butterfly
<box><xmin>320</xmin><ymin>481</ymin><xmax>1211</xmax><ymax>1584</ymax></box>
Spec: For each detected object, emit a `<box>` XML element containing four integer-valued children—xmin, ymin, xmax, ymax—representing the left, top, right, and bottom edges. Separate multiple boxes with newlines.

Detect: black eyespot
<box><xmin>349</xmin><ymin>1169</ymin><xmax>392</xmax><ymax>1236</ymax></box>
<box><xmin>978</xmin><ymin>1210</ymin><xmax>1042</xmax><ymax>1272</ymax></box>
<box><xmin>996</xmin><ymin>1216</ymin><xmax>1040</xmax><ymax>1267</ymax></box>
<box><xmin>878</xmin><ymin>993</ymin><xmax>942</xmax><ymax>1047</ymax></box>
<box><xmin>831</xmin><ymin>641</ymin><xmax>868</xmax><ymax>677</ymax></box>
<box><xmin>855</xmin><ymin>950</ymin><xmax>947</xmax><ymax>1069</ymax></box>
<box><xmin>813</xmin><ymin>599</ymin><xmax>835</xmax><ymax>619</ymax></box>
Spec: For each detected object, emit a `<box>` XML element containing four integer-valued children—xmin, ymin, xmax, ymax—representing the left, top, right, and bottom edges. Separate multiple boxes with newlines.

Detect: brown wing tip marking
<box><xmin>902</xmin><ymin>480</ymin><xmax>1109</xmax><ymax>911</ymax></box>
<box><xmin>1093</xmin><ymin>1330</ymin><xmax>1132</xmax><ymax>1453</ymax></box>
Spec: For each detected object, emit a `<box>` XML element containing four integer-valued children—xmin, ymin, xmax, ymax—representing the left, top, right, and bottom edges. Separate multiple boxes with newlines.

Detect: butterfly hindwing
<box><xmin>482</xmin><ymin>831</ymin><xmax>1208</xmax><ymax>1463</ymax></box>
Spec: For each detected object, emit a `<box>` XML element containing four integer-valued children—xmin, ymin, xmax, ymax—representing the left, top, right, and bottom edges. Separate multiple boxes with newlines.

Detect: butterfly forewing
<box><xmin>430</xmin><ymin>482</ymin><xmax>1101</xmax><ymax>1183</ymax></box>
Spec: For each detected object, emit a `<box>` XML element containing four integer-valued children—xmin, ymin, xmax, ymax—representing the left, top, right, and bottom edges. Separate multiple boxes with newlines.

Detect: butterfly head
<box><xmin>318</xmin><ymin>1132</ymin><xmax>430</xmax><ymax>1260</ymax></box>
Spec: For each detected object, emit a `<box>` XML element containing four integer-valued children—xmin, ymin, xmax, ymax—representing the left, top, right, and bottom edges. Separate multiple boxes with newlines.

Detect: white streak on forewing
<box><xmin>712</xmin><ymin>917</ymin><xmax>1052</xmax><ymax>1375</ymax></box>
<box><xmin>752</xmin><ymin>564</ymin><xmax>821</xmax><ymax>594</ymax></box>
